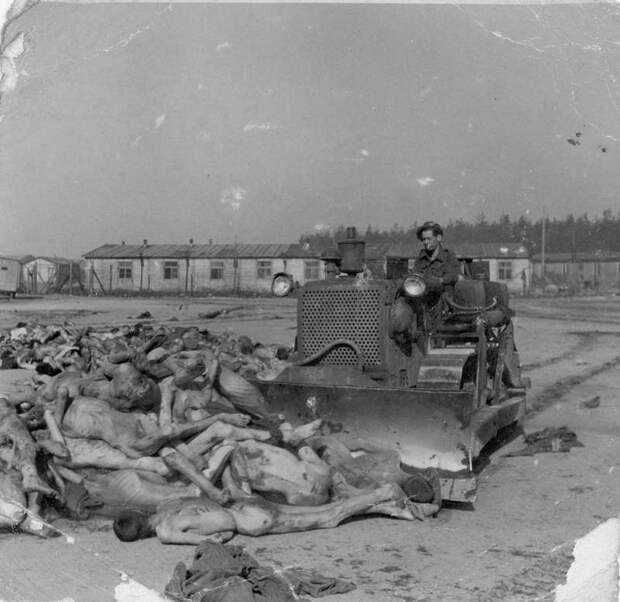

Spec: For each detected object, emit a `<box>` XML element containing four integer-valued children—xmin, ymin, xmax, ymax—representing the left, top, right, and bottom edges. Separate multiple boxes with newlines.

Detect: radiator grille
<box><xmin>299</xmin><ymin>285</ymin><xmax>384</xmax><ymax>366</ymax></box>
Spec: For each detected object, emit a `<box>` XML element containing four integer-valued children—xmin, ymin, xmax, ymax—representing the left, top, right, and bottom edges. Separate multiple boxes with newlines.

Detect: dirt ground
<box><xmin>1</xmin><ymin>293</ymin><xmax>620</xmax><ymax>602</ymax></box>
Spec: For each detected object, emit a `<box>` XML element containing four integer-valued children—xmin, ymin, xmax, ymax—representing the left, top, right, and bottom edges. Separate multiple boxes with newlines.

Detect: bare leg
<box><xmin>17</xmin><ymin>451</ymin><xmax>57</xmax><ymax>496</ymax></box>
<box><xmin>158</xmin><ymin>377</ymin><xmax>175</xmax><ymax>427</ymax></box>
<box><xmin>0</xmin><ymin>400</ymin><xmax>55</xmax><ymax>495</ymax></box>
<box><xmin>171</xmin><ymin>389</ymin><xmax>188</xmax><ymax>423</ymax></box>
<box><xmin>331</xmin><ymin>473</ymin><xmax>437</xmax><ymax>520</ymax></box>
<box><xmin>53</xmin><ymin>388</ymin><xmax>69</xmax><ymax>427</ymax></box>
<box><xmin>201</xmin><ymin>444</ymin><xmax>235</xmax><ymax>480</ymax></box>
<box><xmin>159</xmin><ymin>447</ymin><xmax>229</xmax><ymax>504</ymax></box>
<box><xmin>21</xmin><ymin>492</ymin><xmax>58</xmax><ymax>538</ymax></box>
<box><xmin>297</xmin><ymin>445</ymin><xmax>331</xmax><ymax>471</ymax></box>
<box><xmin>229</xmin><ymin>448</ymin><xmax>253</xmax><ymax>495</ymax></box>
<box><xmin>132</xmin><ymin>413</ymin><xmax>254</xmax><ymax>456</ymax></box>
<box><xmin>331</xmin><ymin>471</ymin><xmax>365</xmax><ymax>499</ymax></box>
<box><xmin>221</xmin><ymin>466</ymin><xmax>252</xmax><ymax>501</ymax></box>
<box><xmin>61</xmin><ymin>438</ymin><xmax>170</xmax><ymax>477</ymax></box>
<box><xmin>151</xmin><ymin>483</ymin><xmax>418</xmax><ymax>544</ymax></box>
<box><xmin>229</xmin><ymin>483</ymin><xmax>403</xmax><ymax>535</ymax></box>
<box><xmin>44</xmin><ymin>409</ymin><xmax>66</xmax><ymax>445</ymax></box>
<box><xmin>305</xmin><ymin>436</ymin><xmax>352</xmax><ymax>465</ymax></box>
<box><xmin>47</xmin><ymin>461</ymin><xmax>66</xmax><ymax>498</ymax></box>
<box><xmin>54</xmin><ymin>465</ymin><xmax>84</xmax><ymax>484</ymax></box>
<box><xmin>183</xmin><ymin>422</ymin><xmax>269</xmax><ymax>460</ymax></box>
<box><xmin>279</xmin><ymin>419</ymin><xmax>323</xmax><ymax>446</ymax></box>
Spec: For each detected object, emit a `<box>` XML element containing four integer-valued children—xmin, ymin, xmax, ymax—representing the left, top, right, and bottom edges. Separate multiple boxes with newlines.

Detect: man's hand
<box><xmin>425</xmin><ymin>276</ymin><xmax>443</xmax><ymax>290</ymax></box>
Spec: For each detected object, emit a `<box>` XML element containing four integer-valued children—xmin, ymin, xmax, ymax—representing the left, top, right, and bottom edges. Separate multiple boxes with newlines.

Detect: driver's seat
<box><xmin>444</xmin><ymin>280</ymin><xmax>511</xmax><ymax>326</ymax></box>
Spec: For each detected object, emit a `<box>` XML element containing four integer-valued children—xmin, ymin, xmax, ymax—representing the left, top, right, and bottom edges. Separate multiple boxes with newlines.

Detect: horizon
<box><xmin>6</xmin><ymin>208</ymin><xmax>618</xmax><ymax>261</ymax></box>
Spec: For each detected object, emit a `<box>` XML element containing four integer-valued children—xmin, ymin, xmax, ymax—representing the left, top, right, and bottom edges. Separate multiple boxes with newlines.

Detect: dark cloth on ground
<box><xmin>164</xmin><ymin>541</ymin><xmax>356</xmax><ymax>602</ymax></box>
<box><xmin>504</xmin><ymin>427</ymin><xmax>584</xmax><ymax>457</ymax></box>
<box><xmin>285</xmin><ymin>569</ymin><xmax>356</xmax><ymax>598</ymax></box>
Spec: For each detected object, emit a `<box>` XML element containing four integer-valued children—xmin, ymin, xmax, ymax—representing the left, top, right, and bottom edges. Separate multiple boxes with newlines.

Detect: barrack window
<box><xmin>118</xmin><ymin>262</ymin><xmax>132</xmax><ymax>279</ymax></box>
<box><xmin>164</xmin><ymin>261</ymin><xmax>179</xmax><ymax>280</ymax></box>
<box><xmin>304</xmin><ymin>260</ymin><xmax>320</xmax><ymax>280</ymax></box>
<box><xmin>497</xmin><ymin>260</ymin><xmax>512</xmax><ymax>280</ymax></box>
<box><xmin>210</xmin><ymin>261</ymin><xmax>224</xmax><ymax>280</ymax></box>
<box><xmin>257</xmin><ymin>260</ymin><xmax>272</xmax><ymax>279</ymax></box>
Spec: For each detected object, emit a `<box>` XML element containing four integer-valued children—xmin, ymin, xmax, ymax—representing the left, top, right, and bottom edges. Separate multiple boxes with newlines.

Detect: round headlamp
<box><xmin>272</xmin><ymin>274</ymin><xmax>293</xmax><ymax>297</ymax></box>
<box><xmin>402</xmin><ymin>274</ymin><xmax>426</xmax><ymax>297</ymax></box>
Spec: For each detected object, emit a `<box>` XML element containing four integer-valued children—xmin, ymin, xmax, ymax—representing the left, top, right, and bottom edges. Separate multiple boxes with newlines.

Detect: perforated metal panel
<box><xmin>298</xmin><ymin>282</ymin><xmax>386</xmax><ymax>367</ymax></box>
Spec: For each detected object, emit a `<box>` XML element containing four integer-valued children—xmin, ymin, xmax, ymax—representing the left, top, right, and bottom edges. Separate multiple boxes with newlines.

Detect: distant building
<box><xmin>22</xmin><ymin>257</ymin><xmax>83</xmax><ymax>294</ymax></box>
<box><xmin>82</xmin><ymin>239</ymin><xmax>533</xmax><ymax>296</ymax></box>
<box><xmin>0</xmin><ymin>256</ymin><xmax>22</xmax><ymax>296</ymax></box>
<box><xmin>365</xmin><ymin>242</ymin><xmax>396</xmax><ymax>278</ymax></box>
<box><xmin>452</xmin><ymin>242</ymin><xmax>531</xmax><ymax>295</ymax></box>
<box><xmin>532</xmin><ymin>251</ymin><xmax>620</xmax><ymax>292</ymax></box>
<box><xmin>3</xmin><ymin>255</ymin><xmax>34</xmax><ymax>292</ymax></box>
<box><xmin>82</xmin><ymin>242</ymin><xmax>323</xmax><ymax>295</ymax></box>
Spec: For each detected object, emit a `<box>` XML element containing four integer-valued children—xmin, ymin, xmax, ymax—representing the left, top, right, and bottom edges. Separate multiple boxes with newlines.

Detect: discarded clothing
<box><xmin>581</xmin><ymin>396</ymin><xmax>600</xmax><ymax>409</ymax></box>
<box><xmin>164</xmin><ymin>541</ymin><xmax>356</xmax><ymax>602</ymax></box>
<box><xmin>284</xmin><ymin>569</ymin><xmax>356</xmax><ymax>598</ymax></box>
<box><xmin>504</xmin><ymin>426</ymin><xmax>584</xmax><ymax>457</ymax></box>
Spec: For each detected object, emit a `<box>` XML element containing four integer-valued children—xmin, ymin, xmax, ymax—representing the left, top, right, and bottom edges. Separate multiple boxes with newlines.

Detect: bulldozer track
<box><xmin>527</xmin><ymin>353</ymin><xmax>620</xmax><ymax>415</ymax></box>
<box><xmin>515</xmin><ymin>302</ymin><xmax>620</xmax><ymax>326</ymax></box>
<box><xmin>520</xmin><ymin>330</ymin><xmax>603</xmax><ymax>371</ymax></box>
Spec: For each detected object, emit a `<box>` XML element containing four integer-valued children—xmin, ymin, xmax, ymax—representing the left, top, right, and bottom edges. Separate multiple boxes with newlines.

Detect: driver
<box><xmin>412</xmin><ymin>221</ymin><xmax>461</xmax><ymax>304</ymax></box>
<box><xmin>389</xmin><ymin>222</ymin><xmax>460</xmax><ymax>348</ymax></box>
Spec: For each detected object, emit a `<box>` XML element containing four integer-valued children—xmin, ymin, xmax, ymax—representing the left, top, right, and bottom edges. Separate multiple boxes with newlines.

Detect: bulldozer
<box><xmin>251</xmin><ymin>228</ymin><xmax>527</xmax><ymax>503</ymax></box>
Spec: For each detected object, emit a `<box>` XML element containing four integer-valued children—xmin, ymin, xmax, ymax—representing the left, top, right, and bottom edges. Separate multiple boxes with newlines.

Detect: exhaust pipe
<box><xmin>337</xmin><ymin>227</ymin><xmax>365</xmax><ymax>275</ymax></box>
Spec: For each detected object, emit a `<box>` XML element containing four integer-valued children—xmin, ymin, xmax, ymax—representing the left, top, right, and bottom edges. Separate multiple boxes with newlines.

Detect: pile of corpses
<box><xmin>0</xmin><ymin>322</ymin><xmax>440</xmax><ymax>545</ymax></box>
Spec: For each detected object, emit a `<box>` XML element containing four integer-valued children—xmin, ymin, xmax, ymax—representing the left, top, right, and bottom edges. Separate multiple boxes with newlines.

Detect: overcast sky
<box><xmin>1</xmin><ymin>1</ymin><xmax>619</xmax><ymax>257</ymax></box>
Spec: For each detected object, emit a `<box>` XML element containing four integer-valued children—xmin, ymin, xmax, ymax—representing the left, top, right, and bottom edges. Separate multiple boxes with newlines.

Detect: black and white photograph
<box><xmin>1</xmin><ymin>0</ymin><xmax>620</xmax><ymax>600</ymax></box>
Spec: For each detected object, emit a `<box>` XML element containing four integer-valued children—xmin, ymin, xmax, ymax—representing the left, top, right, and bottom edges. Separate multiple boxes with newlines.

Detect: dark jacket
<box><xmin>412</xmin><ymin>246</ymin><xmax>461</xmax><ymax>287</ymax></box>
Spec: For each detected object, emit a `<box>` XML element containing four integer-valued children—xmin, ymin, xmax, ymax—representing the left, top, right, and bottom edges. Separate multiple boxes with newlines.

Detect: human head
<box><xmin>416</xmin><ymin>221</ymin><xmax>443</xmax><ymax>253</ymax></box>
<box><xmin>113</xmin><ymin>511</ymin><xmax>156</xmax><ymax>542</ymax></box>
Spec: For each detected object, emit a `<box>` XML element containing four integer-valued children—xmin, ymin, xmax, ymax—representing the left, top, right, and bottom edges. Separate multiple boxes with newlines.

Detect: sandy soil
<box><xmin>1</xmin><ymin>293</ymin><xmax>619</xmax><ymax>602</ymax></box>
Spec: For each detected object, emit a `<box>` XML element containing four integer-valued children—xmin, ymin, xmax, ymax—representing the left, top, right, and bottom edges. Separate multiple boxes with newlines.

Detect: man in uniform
<box><xmin>389</xmin><ymin>221</ymin><xmax>460</xmax><ymax>348</ymax></box>
<box><xmin>412</xmin><ymin>221</ymin><xmax>461</xmax><ymax>305</ymax></box>
<box><xmin>411</xmin><ymin>221</ymin><xmax>525</xmax><ymax>388</ymax></box>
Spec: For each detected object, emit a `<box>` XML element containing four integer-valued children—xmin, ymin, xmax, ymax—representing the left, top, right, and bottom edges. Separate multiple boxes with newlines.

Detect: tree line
<box><xmin>300</xmin><ymin>210</ymin><xmax>620</xmax><ymax>255</ymax></box>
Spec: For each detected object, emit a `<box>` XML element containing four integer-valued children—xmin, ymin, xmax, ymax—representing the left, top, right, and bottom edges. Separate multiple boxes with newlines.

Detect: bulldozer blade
<box><xmin>251</xmin><ymin>367</ymin><xmax>525</xmax><ymax>502</ymax></box>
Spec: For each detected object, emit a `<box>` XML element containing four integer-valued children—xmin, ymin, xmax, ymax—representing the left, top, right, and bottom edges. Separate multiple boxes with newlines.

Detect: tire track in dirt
<box><xmin>516</xmin><ymin>305</ymin><xmax>620</xmax><ymax>326</ymax></box>
<box><xmin>468</xmin><ymin>326</ymin><xmax>620</xmax><ymax>600</ymax></box>
<box><xmin>520</xmin><ymin>330</ymin><xmax>600</xmax><ymax>372</ymax></box>
<box><xmin>525</xmin><ymin>337</ymin><xmax>620</xmax><ymax>417</ymax></box>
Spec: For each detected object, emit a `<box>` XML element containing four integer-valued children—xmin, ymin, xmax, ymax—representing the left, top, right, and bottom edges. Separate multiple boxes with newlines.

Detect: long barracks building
<box><xmin>83</xmin><ymin>241</ymin><xmax>323</xmax><ymax>295</ymax></box>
